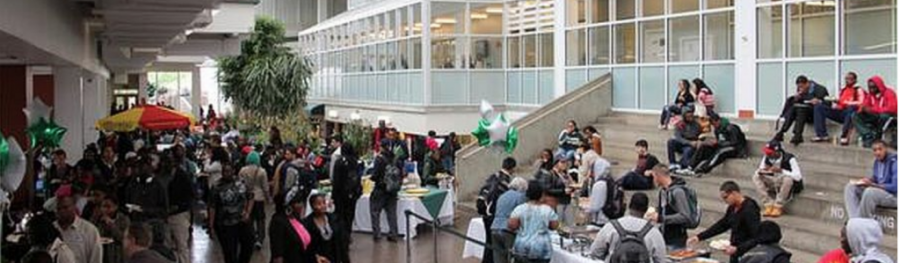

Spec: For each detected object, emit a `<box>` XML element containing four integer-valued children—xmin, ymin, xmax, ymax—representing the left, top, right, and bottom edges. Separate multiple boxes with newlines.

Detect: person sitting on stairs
<box><xmin>618</xmin><ymin>140</ymin><xmax>660</xmax><ymax>191</ymax></box>
<box><xmin>667</xmin><ymin>106</ymin><xmax>702</xmax><ymax>174</ymax></box>
<box><xmin>690</xmin><ymin>113</ymin><xmax>748</xmax><ymax>175</ymax></box>
<box><xmin>774</xmin><ymin>75</ymin><xmax>830</xmax><ymax>146</ymax></box>
<box><xmin>752</xmin><ymin>140</ymin><xmax>804</xmax><ymax>218</ymax></box>
<box><xmin>844</xmin><ymin>139</ymin><xmax>896</xmax><ymax>219</ymax></box>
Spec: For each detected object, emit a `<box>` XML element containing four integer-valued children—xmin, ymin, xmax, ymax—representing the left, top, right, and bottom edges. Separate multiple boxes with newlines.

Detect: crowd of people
<box><xmin>475</xmin><ymin>74</ymin><xmax>896</xmax><ymax>263</ymax></box>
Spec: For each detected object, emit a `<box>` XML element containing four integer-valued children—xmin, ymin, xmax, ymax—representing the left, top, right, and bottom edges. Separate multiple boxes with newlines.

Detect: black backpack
<box><xmin>608</xmin><ymin>220</ymin><xmax>654</xmax><ymax>263</ymax></box>
<box><xmin>382</xmin><ymin>159</ymin><xmax>403</xmax><ymax>194</ymax></box>
<box><xmin>601</xmin><ymin>177</ymin><xmax>625</xmax><ymax>219</ymax></box>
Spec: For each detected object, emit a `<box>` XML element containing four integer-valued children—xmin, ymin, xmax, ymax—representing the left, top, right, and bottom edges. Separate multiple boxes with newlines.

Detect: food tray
<box><xmin>667</xmin><ymin>249</ymin><xmax>711</xmax><ymax>261</ymax></box>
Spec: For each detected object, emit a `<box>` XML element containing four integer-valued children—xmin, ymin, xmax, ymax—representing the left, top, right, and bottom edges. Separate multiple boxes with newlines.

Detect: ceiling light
<box><xmin>430</xmin><ymin>23</ymin><xmax>441</xmax><ymax>28</ymax></box>
<box><xmin>132</xmin><ymin>48</ymin><xmax>162</xmax><ymax>53</ymax></box>
<box><xmin>804</xmin><ymin>1</ymin><xmax>835</xmax><ymax>6</ymax></box>
<box><xmin>471</xmin><ymin>13</ymin><xmax>488</xmax><ymax>19</ymax></box>
<box><xmin>435</xmin><ymin>18</ymin><xmax>457</xmax><ymax>24</ymax></box>
<box><xmin>211</xmin><ymin>9</ymin><xmax>221</xmax><ymax>16</ymax></box>
<box><xmin>486</xmin><ymin>7</ymin><xmax>504</xmax><ymax>14</ymax></box>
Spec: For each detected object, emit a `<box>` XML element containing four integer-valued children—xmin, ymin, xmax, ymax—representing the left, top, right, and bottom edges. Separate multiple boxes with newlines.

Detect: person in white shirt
<box><xmin>752</xmin><ymin>140</ymin><xmax>803</xmax><ymax>218</ymax></box>
<box><xmin>55</xmin><ymin>195</ymin><xmax>104</xmax><ymax>263</ymax></box>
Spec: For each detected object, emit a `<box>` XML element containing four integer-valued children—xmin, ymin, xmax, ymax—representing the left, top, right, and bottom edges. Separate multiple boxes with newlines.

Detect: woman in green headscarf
<box><xmin>239</xmin><ymin>151</ymin><xmax>270</xmax><ymax>248</ymax></box>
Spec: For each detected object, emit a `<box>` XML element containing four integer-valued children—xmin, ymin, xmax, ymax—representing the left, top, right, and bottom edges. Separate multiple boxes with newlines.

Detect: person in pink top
<box><xmin>853</xmin><ymin>75</ymin><xmax>897</xmax><ymax>148</ymax></box>
<box><xmin>693</xmin><ymin>78</ymin><xmax>716</xmax><ymax>114</ymax></box>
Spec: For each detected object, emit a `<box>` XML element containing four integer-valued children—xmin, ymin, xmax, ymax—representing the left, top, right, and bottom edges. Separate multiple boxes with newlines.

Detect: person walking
<box><xmin>304</xmin><ymin>193</ymin><xmax>346</xmax><ymax>263</ymax></box>
<box><xmin>490</xmin><ymin>178</ymin><xmax>529</xmax><ymax>263</ymax></box>
<box><xmin>476</xmin><ymin>157</ymin><xmax>517</xmax><ymax>263</ymax></box>
<box><xmin>239</xmin><ymin>151</ymin><xmax>270</xmax><ymax>249</ymax></box>
<box><xmin>331</xmin><ymin>143</ymin><xmax>362</xmax><ymax>249</ymax></box>
<box><xmin>507</xmin><ymin>181</ymin><xmax>559</xmax><ymax>263</ymax></box>
<box><xmin>208</xmin><ymin>165</ymin><xmax>255</xmax><ymax>263</ymax></box>
<box><xmin>124</xmin><ymin>223</ymin><xmax>173</xmax><ymax>263</ymax></box>
<box><xmin>269</xmin><ymin>192</ymin><xmax>319</xmax><ymax>263</ymax></box>
<box><xmin>55</xmin><ymin>195</ymin><xmax>104</xmax><ymax>263</ymax></box>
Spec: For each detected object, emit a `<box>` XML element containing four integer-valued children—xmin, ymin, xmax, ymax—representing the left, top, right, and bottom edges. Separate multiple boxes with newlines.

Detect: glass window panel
<box><xmin>470</xmin><ymin>72</ymin><xmax>506</xmax><ymax>103</ymax></box>
<box><xmin>616</xmin><ymin>0</ymin><xmax>635</xmax><ymax>20</ymax></box>
<box><xmin>706</xmin><ymin>0</ymin><xmax>733</xmax><ymax>9</ymax></box>
<box><xmin>669</xmin><ymin>15</ymin><xmax>700</xmax><ymax>62</ymax></box>
<box><xmin>567</xmin><ymin>0</ymin><xmax>587</xmax><ymax>26</ymax></box>
<box><xmin>387</xmin><ymin>41</ymin><xmax>398</xmax><ymax>70</ymax></box>
<box><xmin>757</xmin><ymin>6</ymin><xmax>783</xmax><ymax>58</ymax></box>
<box><xmin>757</xmin><ymin>63</ymin><xmax>784</xmax><ymax>115</ymax></box>
<box><xmin>789</xmin><ymin>2</ymin><xmax>835</xmax><ymax>57</ymax></box>
<box><xmin>409</xmin><ymin>72</ymin><xmax>424</xmax><ymax>104</ymax></box>
<box><xmin>640</xmin><ymin>66</ymin><xmax>665</xmax><ymax>110</ymax></box>
<box><xmin>671</xmin><ymin>0</ymin><xmax>699</xmax><ymax>13</ymax></box>
<box><xmin>524</xmin><ymin>34</ymin><xmax>537</xmax><ymax>67</ymax></box>
<box><xmin>640</xmin><ymin>20</ymin><xmax>665</xmax><ymax>63</ymax></box>
<box><xmin>787</xmin><ymin>61</ymin><xmax>835</xmax><ymax>97</ymax></box>
<box><xmin>399</xmin><ymin>8</ymin><xmax>408</xmax><ymax>37</ymax></box>
<box><xmin>399</xmin><ymin>40</ymin><xmax>408</xmax><ymax>70</ymax></box>
<box><xmin>378</xmin><ymin>43</ymin><xmax>387</xmax><ymax>71</ymax></box>
<box><xmin>367</xmin><ymin>45</ymin><xmax>376</xmax><ymax>72</ymax></box>
<box><xmin>432</xmin><ymin>72</ymin><xmax>468</xmax><ymax>104</ymax></box>
<box><xmin>386</xmin><ymin>12</ymin><xmax>395</xmax><ymax>39</ymax></box>
<box><xmin>508</xmin><ymin>36</ymin><xmax>521</xmax><ymax>68</ymax></box>
<box><xmin>613</xmin><ymin>67</ymin><xmax>637</xmax><ymax>108</ymax></box>
<box><xmin>507</xmin><ymin>71</ymin><xmax>522</xmax><ymax>103</ymax></box>
<box><xmin>589</xmin><ymin>68</ymin><xmax>609</xmax><ymax>80</ymax></box>
<box><xmin>539</xmin><ymin>70</ymin><xmax>555</xmax><ymax>103</ymax></box>
<box><xmin>841</xmin><ymin>58</ymin><xmax>897</xmax><ymax>89</ymax></box>
<box><xmin>845</xmin><ymin>0</ymin><xmax>896</xmax><ymax>55</ymax></box>
<box><xmin>704</xmin><ymin>64</ymin><xmax>735</xmax><ymax>113</ymax></box>
<box><xmin>705</xmin><ymin>12</ymin><xmax>734</xmax><ymax>60</ymax></box>
<box><xmin>615</xmin><ymin>23</ymin><xmax>636</xmax><ymax>63</ymax></box>
<box><xmin>566</xmin><ymin>69</ymin><xmax>587</xmax><ymax>92</ymax></box>
<box><xmin>644</xmin><ymin>0</ymin><xmax>664</xmax><ymax>16</ymax></box>
<box><xmin>591</xmin><ymin>0</ymin><xmax>609</xmax><ymax>23</ymax></box>
<box><xmin>472</xmin><ymin>37</ymin><xmax>503</xmax><ymax>68</ymax></box>
<box><xmin>540</xmin><ymin>33</ymin><xmax>554</xmax><ymax>67</ymax></box>
<box><xmin>522</xmin><ymin>71</ymin><xmax>538</xmax><ymax>103</ymax></box>
<box><xmin>589</xmin><ymin>26</ymin><xmax>610</xmax><ymax>65</ymax></box>
<box><xmin>412</xmin><ymin>4</ymin><xmax>422</xmax><ymax>36</ymax></box>
<box><xmin>432</xmin><ymin>37</ymin><xmax>465</xmax><ymax>69</ymax></box>
<box><xmin>668</xmin><ymin>65</ymin><xmax>700</xmax><ymax>98</ymax></box>
<box><xmin>432</xmin><ymin>2</ymin><xmax>467</xmax><ymax>35</ymax></box>
<box><xmin>411</xmin><ymin>38</ymin><xmax>422</xmax><ymax>69</ymax></box>
<box><xmin>566</xmin><ymin>29</ymin><xmax>586</xmax><ymax>66</ymax></box>
<box><xmin>471</xmin><ymin>3</ymin><xmax>504</xmax><ymax>35</ymax></box>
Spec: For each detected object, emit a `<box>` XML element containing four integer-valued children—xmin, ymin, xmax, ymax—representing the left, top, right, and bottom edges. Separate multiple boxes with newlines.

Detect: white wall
<box><xmin>54</xmin><ymin>67</ymin><xmax>109</xmax><ymax>162</ymax></box>
<box><xmin>196</xmin><ymin>3</ymin><xmax>255</xmax><ymax>34</ymax></box>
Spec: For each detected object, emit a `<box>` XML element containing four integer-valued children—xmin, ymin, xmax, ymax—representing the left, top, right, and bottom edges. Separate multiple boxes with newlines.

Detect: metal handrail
<box><xmin>404</xmin><ymin>210</ymin><xmax>506</xmax><ymax>263</ymax></box>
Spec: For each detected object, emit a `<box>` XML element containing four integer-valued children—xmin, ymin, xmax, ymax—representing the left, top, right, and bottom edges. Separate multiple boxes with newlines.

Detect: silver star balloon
<box><xmin>1</xmin><ymin>137</ymin><xmax>25</xmax><ymax>193</ymax></box>
<box><xmin>479</xmin><ymin>100</ymin><xmax>496</xmax><ymax>121</ymax></box>
<box><xmin>486</xmin><ymin>115</ymin><xmax>509</xmax><ymax>145</ymax></box>
<box><xmin>23</xmin><ymin>98</ymin><xmax>53</xmax><ymax>127</ymax></box>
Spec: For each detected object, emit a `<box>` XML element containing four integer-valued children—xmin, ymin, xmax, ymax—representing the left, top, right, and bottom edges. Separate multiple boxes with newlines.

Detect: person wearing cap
<box><xmin>844</xmin><ymin>139</ymin><xmax>897</xmax><ymax>219</ymax></box>
<box><xmin>752</xmin><ymin>141</ymin><xmax>803</xmax><ymax>218</ymax></box>
<box><xmin>239</xmin><ymin>151</ymin><xmax>270</xmax><ymax>249</ymax></box>
<box><xmin>774</xmin><ymin>75</ymin><xmax>830</xmax><ymax>146</ymax></box>
<box><xmin>691</xmin><ymin>113</ymin><xmax>748</xmax><ymax>174</ymax></box>
<box><xmin>667</xmin><ymin>105</ymin><xmax>702</xmax><ymax>172</ymax></box>
<box><xmin>738</xmin><ymin>221</ymin><xmax>792</xmax><ymax>263</ymax></box>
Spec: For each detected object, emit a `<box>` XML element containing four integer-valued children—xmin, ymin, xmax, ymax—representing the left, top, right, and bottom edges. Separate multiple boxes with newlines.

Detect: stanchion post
<box><xmin>433</xmin><ymin>219</ymin><xmax>439</xmax><ymax>263</ymax></box>
<box><xmin>406</xmin><ymin>210</ymin><xmax>412</xmax><ymax>263</ymax></box>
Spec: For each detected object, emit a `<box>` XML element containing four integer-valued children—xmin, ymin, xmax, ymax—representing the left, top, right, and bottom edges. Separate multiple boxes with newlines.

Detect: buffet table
<box><xmin>352</xmin><ymin>187</ymin><xmax>455</xmax><ymax>238</ymax></box>
<box><xmin>462</xmin><ymin>218</ymin><xmax>603</xmax><ymax>263</ymax></box>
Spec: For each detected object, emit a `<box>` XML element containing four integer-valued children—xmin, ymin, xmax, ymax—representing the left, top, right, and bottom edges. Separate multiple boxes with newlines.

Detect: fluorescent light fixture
<box><xmin>414</xmin><ymin>23</ymin><xmax>423</xmax><ymax>28</ymax></box>
<box><xmin>435</xmin><ymin>18</ymin><xmax>457</xmax><ymax>24</ymax></box>
<box><xmin>211</xmin><ymin>9</ymin><xmax>221</xmax><ymax>16</ymax></box>
<box><xmin>486</xmin><ymin>7</ymin><xmax>504</xmax><ymax>14</ymax></box>
<box><xmin>185</xmin><ymin>29</ymin><xmax>194</xmax><ymax>35</ymax></box>
<box><xmin>804</xmin><ymin>0</ymin><xmax>835</xmax><ymax>6</ymax></box>
<box><xmin>431</xmin><ymin>23</ymin><xmax>441</xmax><ymax>28</ymax></box>
<box><xmin>470</xmin><ymin>13</ymin><xmax>488</xmax><ymax>19</ymax></box>
<box><xmin>328</xmin><ymin>110</ymin><xmax>339</xmax><ymax>118</ymax></box>
<box><xmin>350</xmin><ymin>111</ymin><xmax>361</xmax><ymax>120</ymax></box>
<box><xmin>132</xmin><ymin>47</ymin><xmax>162</xmax><ymax>53</ymax></box>
<box><xmin>863</xmin><ymin>42</ymin><xmax>896</xmax><ymax>50</ymax></box>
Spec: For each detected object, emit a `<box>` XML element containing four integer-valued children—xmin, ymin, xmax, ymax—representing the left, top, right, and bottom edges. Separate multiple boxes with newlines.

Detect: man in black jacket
<box><xmin>619</xmin><ymin>139</ymin><xmax>661</xmax><ymax>190</ymax></box>
<box><xmin>667</xmin><ymin>107</ymin><xmax>702</xmax><ymax>172</ymax></box>
<box><xmin>370</xmin><ymin>144</ymin><xmax>401</xmax><ymax>242</ymax></box>
<box><xmin>775</xmin><ymin>75</ymin><xmax>830</xmax><ymax>146</ymax></box>
<box><xmin>738</xmin><ymin>221</ymin><xmax>791</xmax><ymax>263</ymax></box>
<box><xmin>476</xmin><ymin>157</ymin><xmax>516</xmax><ymax>263</ymax></box>
<box><xmin>689</xmin><ymin>181</ymin><xmax>761</xmax><ymax>263</ymax></box>
<box><xmin>692</xmin><ymin>113</ymin><xmax>748</xmax><ymax>174</ymax></box>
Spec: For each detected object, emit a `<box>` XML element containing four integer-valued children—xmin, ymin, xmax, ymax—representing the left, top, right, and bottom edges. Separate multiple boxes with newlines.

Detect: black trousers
<box><xmin>216</xmin><ymin>222</ymin><xmax>255</xmax><ymax>263</ymax></box>
<box><xmin>334</xmin><ymin>196</ymin><xmax>357</xmax><ymax>263</ymax></box>
<box><xmin>482</xmin><ymin>216</ymin><xmax>495</xmax><ymax>263</ymax></box>
<box><xmin>778</xmin><ymin>102</ymin><xmax>814</xmax><ymax>139</ymax></box>
<box><xmin>691</xmin><ymin>145</ymin><xmax>739</xmax><ymax>174</ymax></box>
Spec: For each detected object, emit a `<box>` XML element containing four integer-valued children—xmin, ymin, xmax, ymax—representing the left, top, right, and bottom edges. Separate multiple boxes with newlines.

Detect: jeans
<box><xmin>512</xmin><ymin>256</ymin><xmax>550</xmax><ymax>263</ymax></box>
<box><xmin>215</xmin><ymin>222</ymin><xmax>255</xmax><ymax>263</ymax></box>
<box><xmin>370</xmin><ymin>191</ymin><xmax>399</xmax><ymax>238</ymax></box>
<box><xmin>492</xmin><ymin>230</ymin><xmax>516</xmax><ymax>263</ymax></box>
<box><xmin>250</xmin><ymin>201</ymin><xmax>266</xmax><ymax>244</ymax></box>
<box><xmin>813</xmin><ymin>104</ymin><xmax>856</xmax><ymax>138</ymax></box>
<box><xmin>166</xmin><ymin>211</ymin><xmax>192</xmax><ymax>263</ymax></box>
<box><xmin>618</xmin><ymin>171</ymin><xmax>653</xmax><ymax>190</ymax></box>
<box><xmin>667</xmin><ymin>139</ymin><xmax>696</xmax><ymax>169</ymax></box>
<box><xmin>442</xmin><ymin>157</ymin><xmax>455</xmax><ymax>175</ymax></box>
<box><xmin>854</xmin><ymin>112</ymin><xmax>894</xmax><ymax>147</ymax></box>
<box><xmin>844</xmin><ymin>184</ymin><xmax>898</xmax><ymax>218</ymax></box>
<box><xmin>660</xmin><ymin>105</ymin><xmax>682</xmax><ymax>126</ymax></box>
<box><xmin>555</xmin><ymin>148</ymin><xmax>576</xmax><ymax>162</ymax></box>
<box><xmin>752</xmin><ymin>173</ymin><xmax>795</xmax><ymax>206</ymax></box>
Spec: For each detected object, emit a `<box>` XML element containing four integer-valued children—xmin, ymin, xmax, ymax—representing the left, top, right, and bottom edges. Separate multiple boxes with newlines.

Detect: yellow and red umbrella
<box><xmin>96</xmin><ymin>105</ymin><xmax>197</xmax><ymax>132</ymax></box>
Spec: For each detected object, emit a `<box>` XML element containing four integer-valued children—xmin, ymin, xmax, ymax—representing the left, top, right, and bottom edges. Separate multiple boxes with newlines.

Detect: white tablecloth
<box><xmin>462</xmin><ymin>218</ymin><xmax>602</xmax><ymax>263</ymax></box>
<box><xmin>352</xmin><ymin>190</ymin><xmax>455</xmax><ymax>238</ymax></box>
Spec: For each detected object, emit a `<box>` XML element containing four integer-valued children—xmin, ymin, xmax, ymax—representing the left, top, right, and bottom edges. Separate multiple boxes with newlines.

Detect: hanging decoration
<box><xmin>23</xmin><ymin>98</ymin><xmax>67</xmax><ymax>148</ymax></box>
<box><xmin>471</xmin><ymin>100</ymin><xmax>519</xmax><ymax>153</ymax></box>
<box><xmin>0</xmin><ymin>132</ymin><xmax>26</xmax><ymax>206</ymax></box>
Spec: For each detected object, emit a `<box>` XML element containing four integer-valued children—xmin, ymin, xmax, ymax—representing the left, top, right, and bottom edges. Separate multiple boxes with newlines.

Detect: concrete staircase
<box><xmin>595</xmin><ymin>112</ymin><xmax>897</xmax><ymax>263</ymax></box>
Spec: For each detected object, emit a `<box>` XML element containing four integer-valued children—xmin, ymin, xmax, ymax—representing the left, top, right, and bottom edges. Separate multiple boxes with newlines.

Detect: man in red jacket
<box><xmin>853</xmin><ymin>75</ymin><xmax>897</xmax><ymax>148</ymax></box>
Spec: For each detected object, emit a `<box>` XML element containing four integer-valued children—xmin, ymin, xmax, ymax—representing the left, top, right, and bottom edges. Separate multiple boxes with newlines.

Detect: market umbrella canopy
<box><xmin>96</xmin><ymin>105</ymin><xmax>197</xmax><ymax>132</ymax></box>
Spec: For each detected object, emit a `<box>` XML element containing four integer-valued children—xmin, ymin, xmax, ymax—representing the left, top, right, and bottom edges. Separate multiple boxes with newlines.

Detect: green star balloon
<box><xmin>471</xmin><ymin>118</ymin><xmax>492</xmax><ymax>146</ymax></box>
<box><xmin>0</xmin><ymin>132</ymin><xmax>8</xmax><ymax>173</ymax></box>
<box><xmin>26</xmin><ymin>117</ymin><xmax>67</xmax><ymax>148</ymax></box>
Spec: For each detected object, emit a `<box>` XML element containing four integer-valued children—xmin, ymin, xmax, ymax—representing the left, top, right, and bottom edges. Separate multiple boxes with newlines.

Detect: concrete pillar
<box><xmin>734</xmin><ymin>0</ymin><xmax>757</xmax><ymax>118</ymax></box>
<box><xmin>138</xmin><ymin>72</ymin><xmax>149</xmax><ymax>103</ymax></box>
<box><xmin>54</xmin><ymin>67</ymin><xmax>84</xmax><ymax>162</ymax></box>
<box><xmin>553</xmin><ymin>0</ymin><xmax>566</xmax><ymax>98</ymax></box>
<box><xmin>191</xmin><ymin>66</ymin><xmax>202</xmax><ymax>118</ymax></box>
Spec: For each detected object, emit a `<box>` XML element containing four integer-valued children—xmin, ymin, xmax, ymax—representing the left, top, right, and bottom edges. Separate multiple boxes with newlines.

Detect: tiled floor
<box><xmin>192</xmin><ymin>211</ymin><xmax>482</xmax><ymax>263</ymax></box>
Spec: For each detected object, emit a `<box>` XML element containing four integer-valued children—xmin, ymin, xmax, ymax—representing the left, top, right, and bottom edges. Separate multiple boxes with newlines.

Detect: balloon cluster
<box><xmin>471</xmin><ymin>100</ymin><xmax>519</xmax><ymax>154</ymax></box>
<box><xmin>0</xmin><ymin>133</ymin><xmax>26</xmax><ymax>205</ymax></box>
<box><xmin>23</xmin><ymin>98</ymin><xmax>66</xmax><ymax>148</ymax></box>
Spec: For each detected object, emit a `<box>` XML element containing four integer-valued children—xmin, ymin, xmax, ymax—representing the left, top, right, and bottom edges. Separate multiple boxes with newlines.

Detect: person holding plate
<box><xmin>844</xmin><ymin>140</ymin><xmax>897</xmax><ymax>219</ymax></box>
<box><xmin>688</xmin><ymin>181</ymin><xmax>761</xmax><ymax>263</ymax></box>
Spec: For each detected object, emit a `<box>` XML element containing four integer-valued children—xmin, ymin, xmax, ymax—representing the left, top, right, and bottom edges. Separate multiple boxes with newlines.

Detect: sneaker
<box><xmin>676</xmin><ymin>169</ymin><xmax>696</xmax><ymax>177</ymax></box>
<box><xmin>773</xmin><ymin>132</ymin><xmax>785</xmax><ymax>142</ymax></box>
<box><xmin>762</xmin><ymin>204</ymin><xmax>774</xmax><ymax>217</ymax></box>
<box><xmin>254</xmin><ymin>241</ymin><xmax>263</xmax><ymax>250</ymax></box>
<box><xmin>659</xmin><ymin>124</ymin><xmax>667</xmax><ymax>130</ymax></box>
<box><xmin>387</xmin><ymin>236</ymin><xmax>399</xmax><ymax>243</ymax></box>
<box><xmin>668</xmin><ymin>164</ymin><xmax>681</xmax><ymax>172</ymax></box>
<box><xmin>840</xmin><ymin>137</ymin><xmax>850</xmax><ymax>146</ymax></box>
<box><xmin>811</xmin><ymin>136</ymin><xmax>829</xmax><ymax>143</ymax></box>
<box><xmin>768</xmin><ymin>206</ymin><xmax>784</xmax><ymax>218</ymax></box>
<box><xmin>373</xmin><ymin>234</ymin><xmax>382</xmax><ymax>242</ymax></box>
<box><xmin>790</xmin><ymin>136</ymin><xmax>804</xmax><ymax>146</ymax></box>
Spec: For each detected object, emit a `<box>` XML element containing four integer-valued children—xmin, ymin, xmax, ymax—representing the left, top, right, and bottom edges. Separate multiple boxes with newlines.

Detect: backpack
<box><xmin>383</xmin><ymin>160</ymin><xmax>403</xmax><ymax>194</ymax></box>
<box><xmin>601</xmin><ymin>177</ymin><xmax>625</xmax><ymax>219</ymax></box>
<box><xmin>608</xmin><ymin>220</ymin><xmax>654</xmax><ymax>263</ymax></box>
<box><xmin>670</xmin><ymin>184</ymin><xmax>702</xmax><ymax>229</ymax></box>
<box><xmin>476</xmin><ymin>173</ymin><xmax>504</xmax><ymax>217</ymax></box>
<box><xmin>739</xmin><ymin>244</ymin><xmax>791</xmax><ymax>263</ymax></box>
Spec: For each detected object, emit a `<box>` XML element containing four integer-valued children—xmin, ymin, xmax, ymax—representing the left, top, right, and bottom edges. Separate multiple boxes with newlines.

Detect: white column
<box><xmin>138</xmin><ymin>72</ymin><xmax>149</xmax><ymax>102</ymax></box>
<box><xmin>553</xmin><ymin>0</ymin><xmax>566</xmax><ymax>98</ymax></box>
<box><xmin>54</xmin><ymin>67</ymin><xmax>84</xmax><ymax>162</ymax></box>
<box><xmin>191</xmin><ymin>66</ymin><xmax>202</xmax><ymax>118</ymax></box>
<box><xmin>81</xmin><ymin>74</ymin><xmax>106</xmax><ymax>148</ymax></box>
<box><xmin>734</xmin><ymin>0</ymin><xmax>757</xmax><ymax>118</ymax></box>
<box><xmin>318</xmin><ymin>0</ymin><xmax>329</xmax><ymax>23</ymax></box>
<box><xmin>422</xmin><ymin>1</ymin><xmax>431</xmax><ymax>105</ymax></box>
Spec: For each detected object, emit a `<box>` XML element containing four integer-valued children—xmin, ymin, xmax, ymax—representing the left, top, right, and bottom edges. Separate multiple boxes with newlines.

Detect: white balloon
<box><xmin>22</xmin><ymin>98</ymin><xmax>53</xmax><ymax>127</ymax></box>
<box><xmin>486</xmin><ymin>115</ymin><xmax>509</xmax><ymax>145</ymax></box>
<box><xmin>479</xmin><ymin>100</ymin><xmax>496</xmax><ymax>120</ymax></box>
<box><xmin>2</xmin><ymin>138</ymin><xmax>26</xmax><ymax>192</ymax></box>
